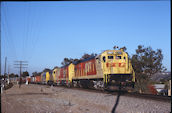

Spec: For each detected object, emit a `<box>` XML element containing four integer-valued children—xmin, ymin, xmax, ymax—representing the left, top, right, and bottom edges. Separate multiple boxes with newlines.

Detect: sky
<box><xmin>1</xmin><ymin>1</ymin><xmax>171</xmax><ymax>76</ymax></box>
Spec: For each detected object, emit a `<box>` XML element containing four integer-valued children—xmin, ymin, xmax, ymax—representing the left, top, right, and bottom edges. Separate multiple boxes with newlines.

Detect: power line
<box><xmin>14</xmin><ymin>61</ymin><xmax>28</xmax><ymax>77</ymax></box>
<box><xmin>0</xmin><ymin>1</ymin><xmax>1</xmax><ymax>76</ymax></box>
<box><xmin>2</xmin><ymin>3</ymin><xmax>18</xmax><ymax>60</ymax></box>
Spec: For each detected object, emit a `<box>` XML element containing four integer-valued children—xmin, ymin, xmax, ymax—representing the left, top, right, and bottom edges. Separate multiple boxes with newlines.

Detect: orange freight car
<box><xmin>35</xmin><ymin>75</ymin><xmax>41</xmax><ymax>84</ymax></box>
<box><xmin>27</xmin><ymin>77</ymin><xmax>31</xmax><ymax>83</ymax></box>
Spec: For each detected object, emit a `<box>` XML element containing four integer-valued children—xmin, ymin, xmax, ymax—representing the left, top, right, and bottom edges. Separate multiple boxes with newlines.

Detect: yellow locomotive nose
<box><xmin>101</xmin><ymin>49</ymin><xmax>135</xmax><ymax>89</ymax></box>
<box><xmin>101</xmin><ymin>49</ymin><xmax>134</xmax><ymax>75</ymax></box>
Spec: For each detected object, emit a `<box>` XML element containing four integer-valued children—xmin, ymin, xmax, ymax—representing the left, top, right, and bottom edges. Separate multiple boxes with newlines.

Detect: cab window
<box><xmin>108</xmin><ymin>56</ymin><xmax>114</xmax><ymax>59</ymax></box>
<box><xmin>116</xmin><ymin>56</ymin><xmax>121</xmax><ymax>59</ymax></box>
<box><xmin>102</xmin><ymin>56</ymin><xmax>106</xmax><ymax>62</ymax></box>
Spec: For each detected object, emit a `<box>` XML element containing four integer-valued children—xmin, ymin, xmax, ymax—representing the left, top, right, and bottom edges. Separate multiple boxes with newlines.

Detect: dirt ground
<box><xmin>1</xmin><ymin>84</ymin><xmax>171</xmax><ymax>113</ymax></box>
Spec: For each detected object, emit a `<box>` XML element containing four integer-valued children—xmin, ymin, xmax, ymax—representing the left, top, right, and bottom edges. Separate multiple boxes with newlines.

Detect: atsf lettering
<box><xmin>106</xmin><ymin>63</ymin><xmax>126</xmax><ymax>67</ymax></box>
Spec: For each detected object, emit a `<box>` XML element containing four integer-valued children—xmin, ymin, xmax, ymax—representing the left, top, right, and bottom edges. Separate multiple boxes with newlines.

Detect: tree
<box><xmin>32</xmin><ymin>71</ymin><xmax>38</xmax><ymax>76</ymax></box>
<box><xmin>61</xmin><ymin>57</ymin><xmax>81</xmax><ymax>66</ymax></box>
<box><xmin>61</xmin><ymin>53</ymin><xmax>97</xmax><ymax>66</ymax></box>
<box><xmin>61</xmin><ymin>58</ymin><xmax>74</xmax><ymax>66</ymax></box>
<box><xmin>131</xmin><ymin>45</ymin><xmax>167</xmax><ymax>93</ymax></box>
<box><xmin>9</xmin><ymin>73</ymin><xmax>15</xmax><ymax>78</ymax></box>
<box><xmin>8</xmin><ymin>73</ymin><xmax>18</xmax><ymax>78</ymax></box>
<box><xmin>15</xmin><ymin>74</ymin><xmax>19</xmax><ymax>77</ymax></box>
<box><xmin>120</xmin><ymin>46</ymin><xmax>127</xmax><ymax>51</ymax></box>
<box><xmin>32</xmin><ymin>71</ymin><xmax>42</xmax><ymax>76</ymax></box>
<box><xmin>43</xmin><ymin>68</ymin><xmax>51</xmax><ymax>72</ymax></box>
<box><xmin>80</xmin><ymin>53</ymin><xmax>97</xmax><ymax>60</ymax></box>
<box><xmin>21</xmin><ymin>71</ymin><xmax>29</xmax><ymax>77</ymax></box>
<box><xmin>113</xmin><ymin>46</ymin><xmax>127</xmax><ymax>52</ymax></box>
<box><xmin>113</xmin><ymin>46</ymin><xmax>119</xmax><ymax>50</ymax></box>
<box><xmin>53</xmin><ymin>66</ymin><xmax>59</xmax><ymax>69</ymax></box>
<box><xmin>73</xmin><ymin>58</ymin><xmax>80</xmax><ymax>62</ymax></box>
<box><xmin>0</xmin><ymin>75</ymin><xmax>7</xmax><ymax>79</ymax></box>
<box><xmin>81</xmin><ymin>53</ymin><xmax>91</xmax><ymax>60</ymax></box>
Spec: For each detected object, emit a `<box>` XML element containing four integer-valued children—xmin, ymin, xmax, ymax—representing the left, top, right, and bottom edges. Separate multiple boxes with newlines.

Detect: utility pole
<box><xmin>4</xmin><ymin>57</ymin><xmax>7</xmax><ymax>86</ymax></box>
<box><xmin>14</xmin><ymin>61</ymin><xmax>28</xmax><ymax>88</ymax></box>
<box><xmin>0</xmin><ymin>2</ymin><xmax>2</xmax><ymax>93</ymax></box>
<box><xmin>2</xmin><ymin>57</ymin><xmax>7</xmax><ymax>90</ymax></box>
<box><xmin>8</xmin><ymin>65</ymin><xmax>10</xmax><ymax>84</ymax></box>
<box><xmin>14</xmin><ymin>61</ymin><xmax>28</xmax><ymax>77</ymax></box>
<box><xmin>0</xmin><ymin>2</ymin><xmax>1</xmax><ymax>78</ymax></box>
<box><xmin>4</xmin><ymin>57</ymin><xmax>7</xmax><ymax>76</ymax></box>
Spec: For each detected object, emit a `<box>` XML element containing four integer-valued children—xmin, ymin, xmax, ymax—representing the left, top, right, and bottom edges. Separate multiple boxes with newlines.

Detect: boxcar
<box><xmin>26</xmin><ymin>77</ymin><xmax>31</xmax><ymax>84</ymax></box>
<box><xmin>35</xmin><ymin>75</ymin><xmax>41</xmax><ymax>84</ymax></box>
<box><xmin>31</xmin><ymin>76</ymin><xmax>36</xmax><ymax>84</ymax></box>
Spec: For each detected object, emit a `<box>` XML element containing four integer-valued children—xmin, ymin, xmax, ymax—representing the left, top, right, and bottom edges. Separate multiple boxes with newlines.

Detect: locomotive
<box><xmin>31</xmin><ymin>48</ymin><xmax>135</xmax><ymax>90</ymax></box>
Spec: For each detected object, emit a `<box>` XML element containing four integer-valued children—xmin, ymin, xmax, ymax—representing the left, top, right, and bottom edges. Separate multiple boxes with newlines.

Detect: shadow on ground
<box><xmin>111</xmin><ymin>84</ymin><xmax>126</xmax><ymax>113</ymax></box>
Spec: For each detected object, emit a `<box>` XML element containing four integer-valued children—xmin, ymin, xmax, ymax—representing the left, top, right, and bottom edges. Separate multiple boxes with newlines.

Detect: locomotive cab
<box><xmin>100</xmin><ymin>49</ymin><xmax>135</xmax><ymax>89</ymax></box>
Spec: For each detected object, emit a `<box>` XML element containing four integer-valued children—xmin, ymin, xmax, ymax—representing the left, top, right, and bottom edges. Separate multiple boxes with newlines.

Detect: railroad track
<box><xmin>122</xmin><ymin>92</ymin><xmax>171</xmax><ymax>102</ymax></box>
<box><xmin>74</xmin><ymin>87</ymin><xmax>171</xmax><ymax>102</ymax></box>
<box><xmin>36</xmin><ymin>84</ymin><xmax>171</xmax><ymax>102</ymax></box>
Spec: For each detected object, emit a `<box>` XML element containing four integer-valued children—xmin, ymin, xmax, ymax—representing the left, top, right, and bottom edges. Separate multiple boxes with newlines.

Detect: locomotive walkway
<box><xmin>1</xmin><ymin>84</ymin><xmax>171</xmax><ymax>113</ymax></box>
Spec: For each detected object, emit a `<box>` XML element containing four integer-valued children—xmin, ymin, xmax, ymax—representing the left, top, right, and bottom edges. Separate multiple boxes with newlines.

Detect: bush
<box><xmin>4</xmin><ymin>83</ymin><xmax>13</xmax><ymax>90</ymax></box>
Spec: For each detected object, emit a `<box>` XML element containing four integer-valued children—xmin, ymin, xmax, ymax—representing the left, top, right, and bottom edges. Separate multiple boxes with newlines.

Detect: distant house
<box><xmin>154</xmin><ymin>84</ymin><xmax>165</xmax><ymax>92</ymax></box>
<box><xmin>168</xmin><ymin>80</ymin><xmax>171</xmax><ymax>96</ymax></box>
<box><xmin>151</xmin><ymin>72</ymin><xmax>171</xmax><ymax>82</ymax></box>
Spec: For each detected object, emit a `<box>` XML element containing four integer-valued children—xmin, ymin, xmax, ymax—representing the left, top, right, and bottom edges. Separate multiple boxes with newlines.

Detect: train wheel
<box><xmin>103</xmin><ymin>84</ymin><xmax>109</xmax><ymax>91</ymax></box>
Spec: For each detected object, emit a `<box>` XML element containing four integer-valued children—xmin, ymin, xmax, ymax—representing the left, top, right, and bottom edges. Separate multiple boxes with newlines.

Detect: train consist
<box><xmin>30</xmin><ymin>49</ymin><xmax>135</xmax><ymax>90</ymax></box>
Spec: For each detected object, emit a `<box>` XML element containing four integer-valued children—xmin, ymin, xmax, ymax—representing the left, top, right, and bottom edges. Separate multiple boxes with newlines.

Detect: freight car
<box><xmin>26</xmin><ymin>77</ymin><xmax>31</xmax><ymax>84</ymax></box>
<box><xmin>35</xmin><ymin>75</ymin><xmax>41</xmax><ymax>84</ymax></box>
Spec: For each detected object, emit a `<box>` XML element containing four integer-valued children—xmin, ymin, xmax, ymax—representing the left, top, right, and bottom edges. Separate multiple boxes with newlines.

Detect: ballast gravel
<box><xmin>1</xmin><ymin>84</ymin><xmax>171</xmax><ymax>113</ymax></box>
